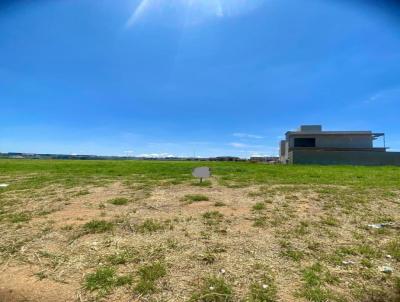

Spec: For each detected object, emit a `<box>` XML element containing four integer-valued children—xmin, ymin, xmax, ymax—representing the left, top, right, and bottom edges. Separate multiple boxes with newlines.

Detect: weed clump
<box><xmin>247</xmin><ymin>275</ymin><xmax>277</xmax><ymax>302</ymax></box>
<box><xmin>280</xmin><ymin>241</ymin><xmax>304</xmax><ymax>262</ymax></box>
<box><xmin>134</xmin><ymin>262</ymin><xmax>167</xmax><ymax>295</ymax></box>
<box><xmin>297</xmin><ymin>263</ymin><xmax>338</xmax><ymax>302</ymax></box>
<box><xmin>253</xmin><ymin>215</ymin><xmax>267</xmax><ymax>228</ymax></box>
<box><xmin>252</xmin><ymin>202</ymin><xmax>266</xmax><ymax>211</ymax></box>
<box><xmin>108</xmin><ymin>197</ymin><xmax>129</xmax><ymax>206</ymax></box>
<box><xmin>85</xmin><ymin>267</ymin><xmax>132</xmax><ymax>296</ymax></box>
<box><xmin>202</xmin><ymin>211</ymin><xmax>224</xmax><ymax>226</ymax></box>
<box><xmin>183</xmin><ymin>194</ymin><xmax>209</xmax><ymax>204</ymax></box>
<box><xmin>83</xmin><ymin>220</ymin><xmax>114</xmax><ymax>234</ymax></box>
<box><xmin>190</xmin><ymin>277</ymin><xmax>233</xmax><ymax>302</ymax></box>
<box><xmin>107</xmin><ymin>249</ymin><xmax>137</xmax><ymax>265</ymax></box>
<box><xmin>135</xmin><ymin>219</ymin><xmax>170</xmax><ymax>233</ymax></box>
<box><xmin>74</xmin><ymin>189</ymin><xmax>90</xmax><ymax>196</ymax></box>
<box><xmin>320</xmin><ymin>215</ymin><xmax>339</xmax><ymax>227</ymax></box>
<box><xmin>386</xmin><ymin>239</ymin><xmax>400</xmax><ymax>261</ymax></box>
<box><xmin>9</xmin><ymin>212</ymin><xmax>31</xmax><ymax>223</ymax></box>
<box><xmin>199</xmin><ymin>251</ymin><xmax>216</xmax><ymax>264</ymax></box>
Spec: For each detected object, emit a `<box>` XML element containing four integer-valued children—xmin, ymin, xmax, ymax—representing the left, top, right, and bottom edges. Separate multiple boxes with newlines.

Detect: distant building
<box><xmin>212</xmin><ymin>156</ymin><xmax>242</xmax><ymax>162</ymax></box>
<box><xmin>280</xmin><ymin>125</ymin><xmax>400</xmax><ymax>166</ymax></box>
<box><xmin>250</xmin><ymin>156</ymin><xmax>279</xmax><ymax>163</ymax></box>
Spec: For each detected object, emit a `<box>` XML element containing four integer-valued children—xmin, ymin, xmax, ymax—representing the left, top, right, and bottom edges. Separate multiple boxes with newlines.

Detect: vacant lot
<box><xmin>0</xmin><ymin>160</ymin><xmax>399</xmax><ymax>302</ymax></box>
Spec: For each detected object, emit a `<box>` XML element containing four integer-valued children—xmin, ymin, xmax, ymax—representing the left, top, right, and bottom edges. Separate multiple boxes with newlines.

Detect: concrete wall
<box><xmin>315</xmin><ymin>135</ymin><xmax>372</xmax><ymax>148</ymax></box>
<box><xmin>299</xmin><ymin>125</ymin><xmax>322</xmax><ymax>132</ymax></box>
<box><xmin>290</xmin><ymin>150</ymin><xmax>400</xmax><ymax>166</ymax></box>
<box><xmin>280</xmin><ymin>140</ymin><xmax>287</xmax><ymax>163</ymax></box>
<box><xmin>288</xmin><ymin>134</ymin><xmax>373</xmax><ymax>149</ymax></box>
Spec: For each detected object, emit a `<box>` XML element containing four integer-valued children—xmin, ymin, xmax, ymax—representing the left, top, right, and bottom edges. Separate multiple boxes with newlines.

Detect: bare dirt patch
<box><xmin>0</xmin><ymin>264</ymin><xmax>76</xmax><ymax>302</ymax></box>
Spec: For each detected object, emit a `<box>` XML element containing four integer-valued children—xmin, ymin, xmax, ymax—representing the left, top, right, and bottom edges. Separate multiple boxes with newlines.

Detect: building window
<box><xmin>294</xmin><ymin>138</ymin><xmax>316</xmax><ymax>147</ymax></box>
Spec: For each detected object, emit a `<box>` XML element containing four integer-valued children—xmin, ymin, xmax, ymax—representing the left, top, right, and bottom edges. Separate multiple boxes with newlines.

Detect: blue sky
<box><xmin>1</xmin><ymin>0</ymin><xmax>400</xmax><ymax>157</ymax></box>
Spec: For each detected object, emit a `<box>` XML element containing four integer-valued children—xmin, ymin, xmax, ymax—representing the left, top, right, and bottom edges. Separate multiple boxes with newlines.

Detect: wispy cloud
<box><xmin>233</xmin><ymin>132</ymin><xmax>264</xmax><ymax>139</ymax></box>
<box><xmin>364</xmin><ymin>87</ymin><xmax>400</xmax><ymax>105</ymax></box>
<box><xmin>126</xmin><ymin>0</ymin><xmax>265</xmax><ymax>27</ymax></box>
<box><xmin>229</xmin><ymin>142</ymin><xmax>249</xmax><ymax>148</ymax></box>
<box><xmin>250</xmin><ymin>153</ymin><xmax>272</xmax><ymax>157</ymax></box>
<box><xmin>138</xmin><ymin>153</ymin><xmax>176</xmax><ymax>158</ymax></box>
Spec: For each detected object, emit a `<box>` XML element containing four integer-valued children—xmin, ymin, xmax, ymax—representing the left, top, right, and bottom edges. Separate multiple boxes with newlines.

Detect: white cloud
<box><xmin>126</xmin><ymin>0</ymin><xmax>265</xmax><ymax>27</ymax></box>
<box><xmin>250</xmin><ymin>153</ymin><xmax>272</xmax><ymax>157</ymax></box>
<box><xmin>364</xmin><ymin>87</ymin><xmax>400</xmax><ymax>105</ymax></box>
<box><xmin>233</xmin><ymin>132</ymin><xmax>264</xmax><ymax>139</ymax></box>
<box><xmin>138</xmin><ymin>153</ymin><xmax>176</xmax><ymax>158</ymax></box>
<box><xmin>229</xmin><ymin>142</ymin><xmax>249</xmax><ymax>148</ymax></box>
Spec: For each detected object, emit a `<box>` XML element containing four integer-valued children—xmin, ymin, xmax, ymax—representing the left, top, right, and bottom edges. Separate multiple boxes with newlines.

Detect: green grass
<box><xmin>183</xmin><ymin>194</ymin><xmax>210</xmax><ymax>204</ymax></box>
<box><xmin>1</xmin><ymin>160</ymin><xmax>399</xmax><ymax>192</ymax></box>
<box><xmin>134</xmin><ymin>262</ymin><xmax>167</xmax><ymax>295</ymax></box>
<box><xmin>107</xmin><ymin>250</ymin><xmax>137</xmax><ymax>265</ymax></box>
<box><xmin>247</xmin><ymin>275</ymin><xmax>277</xmax><ymax>302</ymax></box>
<box><xmin>192</xmin><ymin>180</ymin><xmax>212</xmax><ymax>187</ymax></box>
<box><xmin>83</xmin><ymin>220</ymin><xmax>114</xmax><ymax>234</ymax></box>
<box><xmin>320</xmin><ymin>215</ymin><xmax>339</xmax><ymax>227</ymax></box>
<box><xmin>356</xmin><ymin>244</ymin><xmax>382</xmax><ymax>259</ymax></box>
<box><xmin>297</xmin><ymin>263</ymin><xmax>340</xmax><ymax>302</ymax></box>
<box><xmin>253</xmin><ymin>215</ymin><xmax>267</xmax><ymax>227</ymax></box>
<box><xmin>84</xmin><ymin>267</ymin><xmax>132</xmax><ymax>296</ymax></box>
<box><xmin>280</xmin><ymin>241</ymin><xmax>304</xmax><ymax>262</ymax></box>
<box><xmin>252</xmin><ymin>202</ymin><xmax>266</xmax><ymax>211</ymax></box>
<box><xmin>8</xmin><ymin>212</ymin><xmax>31</xmax><ymax>223</ymax></box>
<box><xmin>386</xmin><ymin>239</ymin><xmax>400</xmax><ymax>261</ymax></box>
<box><xmin>74</xmin><ymin>189</ymin><xmax>90</xmax><ymax>196</ymax></box>
<box><xmin>202</xmin><ymin>211</ymin><xmax>224</xmax><ymax>226</ymax></box>
<box><xmin>190</xmin><ymin>277</ymin><xmax>233</xmax><ymax>302</ymax></box>
<box><xmin>199</xmin><ymin>251</ymin><xmax>216</xmax><ymax>264</ymax></box>
<box><xmin>108</xmin><ymin>197</ymin><xmax>129</xmax><ymax>206</ymax></box>
<box><xmin>135</xmin><ymin>219</ymin><xmax>167</xmax><ymax>233</ymax></box>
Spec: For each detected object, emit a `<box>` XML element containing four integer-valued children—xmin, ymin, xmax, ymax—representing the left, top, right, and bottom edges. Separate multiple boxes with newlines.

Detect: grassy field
<box><xmin>0</xmin><ymin>160</ymin><xmax>399</xmax><ymax>302</ymax></box>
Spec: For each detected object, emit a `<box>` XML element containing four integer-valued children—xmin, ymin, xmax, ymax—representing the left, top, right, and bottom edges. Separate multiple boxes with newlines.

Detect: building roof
<box><xmin>286</xmin><ymin>131</ymin><xmax>384</xmax><ymax>137</ymax></box>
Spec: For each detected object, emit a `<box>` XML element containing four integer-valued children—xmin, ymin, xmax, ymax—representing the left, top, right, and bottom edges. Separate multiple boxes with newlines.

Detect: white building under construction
<box><xmin>280</xmin><ymin>125</ymin><xmax>400</xmax><ymax>165</ymax></box>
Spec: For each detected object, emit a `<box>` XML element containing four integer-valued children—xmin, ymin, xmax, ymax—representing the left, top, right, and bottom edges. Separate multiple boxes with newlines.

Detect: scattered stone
<box><xmin>262</xmin><ymin>284</ymin><xmax>269</xmax><ymax>289</ymax></box>
<box><xmin>0</xmin><ymin>184</ymin><xmax>9</xmax><ymax>188</ymax></box>
<box><xmin>379</xmin><ymin>266</ymin><xmax>394</xmax><ymax>274</ymax></box>
<box><xmin>342</xmin><ymin>260</ymin><xmax>355</xmax><ymax>266</ymax></box>
<box><xmin>219</xmin><ymin>268</ymin><xmax>226</xmax><ymax>274</ymax></box>
<box><xmin>209</xmin><ymin>286</ymin><xmax>215</xmax><ymax>291</ymax></box>
<box><xmin>368</xmin><ymin>222</ymin><xmax>395</xmax><ymax>229</ymax></box>
<box><xmin>386</xmin><ymin>255</ymin><xmax>393</xmax><ymax>259</ymax></box>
